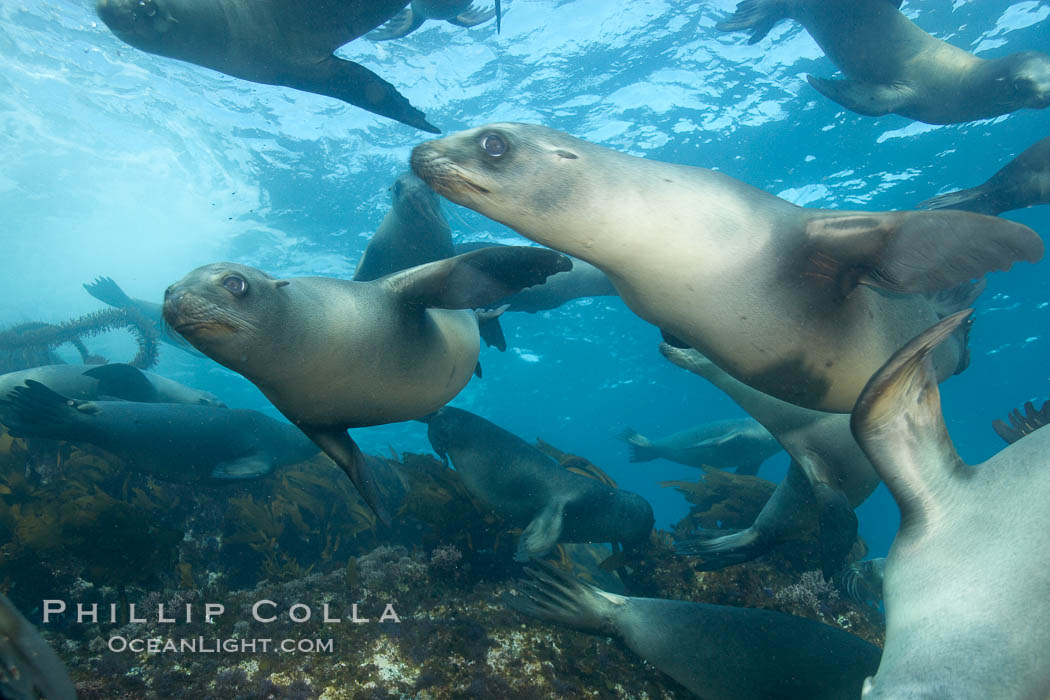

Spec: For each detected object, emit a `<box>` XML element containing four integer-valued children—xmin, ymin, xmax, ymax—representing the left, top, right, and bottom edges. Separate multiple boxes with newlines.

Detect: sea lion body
<box><xmin>509</xmin><ymin>563</ymin><xmax>882</xmax><ymax>700</ymax></box>
<box><xmin>718</xmin><ymin>0</ymin><xmax>1050</xmax><ymax>124</ymax></box>
<box><xmin>95</xmin><ymin>0</ymin><xmax>439</xmax><ymax>132</ymax></box>
<box><xmin>921</xmin><ymin>134</ymin><xmax>1050</xmax><ymax>215</ymax></box>
<box><xmin>0</xmin><ymin>381</ymin><xmax>317</xmax><ymax>483</ymax></box>
<box><xmin>852</xmin><ymin>311</ymin><xmax>1050</xmax><ymax>698</ymax></box>
<box><xmin>0</xmin><ymin>592</ymin><xmax>76</xmax><ymax>700</ymax></box>
<box><xmin>0</xmin><ymin>363</ymin><xmax>224</xmax><ymax>406</ymax></box>
<box><xmin>411</xmin><ymin>123</ymin><xmax>1041</xmax><ymax>412</ymax></box>
<box><xmin>619</xmin><ymin>417</ymin><xmax>781</xmax><ymax>475</ymax></box>
<box><xmin>426</xmin><ymin>407</ymin><xmax>654</xmax><ymax>559</ymax></box>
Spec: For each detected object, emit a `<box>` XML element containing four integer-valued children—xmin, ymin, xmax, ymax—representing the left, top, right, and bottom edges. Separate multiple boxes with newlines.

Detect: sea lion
<box><xmin>95</xmin><ymin>0</ymin><xmax>439</xmax><ymax>133</ymax></box>
<box><xmin>0</xmin><ymin>591</ymin><xmax>76</xmax><ymax>700</ymax></box>
<box><xmin>368</xmin><ymin>0</ymin><xmax>501</xmax><ymax>41</ymax></box>
<box><xmin>411</xmin><ymin>122</ymin><xmax>1042</xmax><ymax>413</ymax></box>
<box><xmin>0</xmin><ymin>363</ymin><xmax>224</xmax><ymax>406</ymax></box>
<box><xmin>0</xmin><ymin>380</ymin><xmax>318</xmax><ymax>483</ymax></box>
<box><xmin>841</xmin><ymin>557</ymin><xmax>886</xmax><ymax>606</ymax></box>
<box><xmin>507</xmin><ymin>562</ymin><xmax>882</xmax><ymax>700</ymax></box>
<box><xmin>618</xmin><ymin>418</ymin><xmax>781</xmax><ymax>476</ymax></box>
<box><xmin>84</xmin><ymin>276</ymin><xmax>204</xmax><ymax>357</ymax></box>
<box><xmin>717</xmin><ymin>0</ymin><xmax>1050</xmax><ymax>124</ymax></box>
<box><xmin>920</xmin><ymin>134</ymin><xmax>1050</xmax><ymax>215</ymax></box>
<box><xmin>162</xmin><ymin>246</ymin><xmax>571</xmax><ymax>521</ymax></box>
<box><xmin>850</xmin><ymin>310</ymin><xmax>1050</xmax><ymax>698</ymax></box>
<box><xmin>425</xmin><ymin>407</ymin><xmax>654</xmax><ymax>560</ymax></box>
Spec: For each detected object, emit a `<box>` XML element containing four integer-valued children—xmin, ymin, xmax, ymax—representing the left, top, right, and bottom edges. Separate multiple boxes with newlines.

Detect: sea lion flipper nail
<box><xmin>303</xmin><ymin>427</ymin><xmax>391</xmax><ymax>526</ymax></box>
<box><xmin>515</xmin><ymin>499</ymin><xmax>567</xmax><ymax>562</ymax></box>
<box><xmin>805</xmin><ymin>76</ymin><xmax>914</xmax><ymax>116</ymax></box>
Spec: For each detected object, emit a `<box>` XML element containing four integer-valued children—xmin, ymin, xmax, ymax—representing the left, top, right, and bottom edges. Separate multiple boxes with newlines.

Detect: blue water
<box><xmin>1</xmin><ymin>0</ymin><xmax>1048</xmax><ymax>565</ymax></box>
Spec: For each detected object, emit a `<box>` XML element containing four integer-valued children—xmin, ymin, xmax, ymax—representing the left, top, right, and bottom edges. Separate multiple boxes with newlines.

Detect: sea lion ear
<box><xmin>273</xmin><ymin>280</ymin><xmax>290</xmax><ymax>289</ymax></box>
<box><xmin>804</xmin><ymin>210</ymin><xmax>1042</xmax><ymax>298</ymax></box>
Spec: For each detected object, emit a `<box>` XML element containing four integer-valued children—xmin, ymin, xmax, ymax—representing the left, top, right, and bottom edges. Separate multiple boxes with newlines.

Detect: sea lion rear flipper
<box><xmin>992</xmin><ymin>399</ymin><xmax>1050</xmax><ymax>445</ymax></box>
<box><xmin>448</xmin><ymin>5</ymin><xmax>496</xmax><ymax>28</ymax></box>
<box><xmin>301</xmin><ymin>427</ymin><xmax>392</xmax><ymax>526</ymax></box>
<box><xmin>505</xmin><ymin>561</ymin><xmax>622</xmax><ymax>634</ymax></box>
<box><xmin>675</xmin><ymin>528</ymin><xmax>769</xmax><ymax>569</ymax></box>
<box><xmin>82</xmin><ymin>363</ymin><xmax>158</xmax><ymax>402</ymax></box>
<box><xmin>812</xmin><ymin>482</ymin><xmax>858</xmax><ymax>580</ymax></box>
<box><xmin>516</xmin><ymin>499</ymin><xmax>567</xmax><ymax>562</ymax></box>
<box><xmin>385</xmin><ymin>246</ymin><xmax>572</xmax><ymax>311</ymax></box>
<box><xmin>715</xmin><ymin>0</ymin><xmax>791</xmax><ymax>44</ymax></box>
<box><xmin>806</xmin><ymin>76</ymin><xmax>914</xmax><ymax>116</ymax></box>
<box><xmin>805</xmin><ymin>210</ymin><xmax>1042</xmax><ymax>296</ymax></box>
<box><xmin>618</xmin><ymin>428</ymin><xmax>654</xmax><ymax>462</ymax></box>
<box><xmin>0</xmin><ymin>380</ymin><xmax>94</xmax><ymax>438</ymax></box>
<box><xmin>850</xmin><ymin>310</ymin><xmax>973</xmax><ymax>533</ymax></box>
<box><xmin>918</xmin><ymin>186</ymin><xmax>996</xmax><ymax>215</ymax></box>
<box><xmin>367</xmin><ymin>9</ymin><xmax>426</xmax><ymax>40</ymax></box>
<box><xmin>299</xmin><ymin>57</ymin><xmax>439</xmax><ymax>134</ymax></box>
<box><xmin>83</xmin><ymin>276</ymin><xmax>134</xmax><ymax>309</ymax></box>
<box><xmin>210</xmin><ymin>457</ymin><xmax>272</xmax><ymax>480</ymax></box>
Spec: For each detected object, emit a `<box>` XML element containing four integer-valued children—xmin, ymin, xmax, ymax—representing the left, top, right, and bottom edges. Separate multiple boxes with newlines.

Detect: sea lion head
<box><xmin>96</xmin><ymin>0</ymin><xmax>179</xmax><ymax>49</ymax></box>
<box><xmin>411</xmin><ymin>123</ymin><xmax>597</xmax><ymax>238</ymax></box>
<box><xmin>991</xmin><ymin>51</ymin><xmax>1050</xmax><ymax>111</ymax></box>
<box><xmin>390</xmin><ymin>172</ymin><xmax>444</xmax><ymax>227</ymax></box>
<box><xmin>163</xmin><ymin>263</ymin><xmax>289</xmax><ymax>373</ymax></box>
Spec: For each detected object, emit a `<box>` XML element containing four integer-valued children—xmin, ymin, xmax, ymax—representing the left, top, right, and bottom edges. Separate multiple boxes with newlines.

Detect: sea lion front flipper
<box><xmin>715</xmin><ymin>0</ymin><xmax>791</xmax><ymax>44</ymax></box>
<box><xmin>297</xmin><ymin>57</ymin><xmax>439</xmax><ymax>134</ymax></box>
<box><xmin>83</xmin><ymin>276</ymin><xmax>134</xmax><ymax>308</ymax></box>
<box><xmin>82</xmin><ymin>363</ymin><xmax>158</xmax><ymax>402</ymax></box>
<box><xmin>210</xmin><ymin>457</ymin><xmax>272</xmax><ymax>480</ymax></box>
<box><xmin>918</xmin><ymin>185</ymin><xmax>995</xmax><ymax>214</ymax></box>
<box><xmin>806</xmin><ymin>76</ymin><xmax>915</xmax><ymax>117</ymax></box>
<box><xmin>516</xmin><ymin>498</ymin><xmax>568</xmax><ymax>562</ymax></box>
<box><xmin>301</xmin><ymin>427</ymin><xmax>392</xmax><ymax>526</ymax></box>
<box><xmin>811</xmin><ymin>482</ymin><xmax>858</xmax><ymax>580</ymax></box>
<box><xmin>448</xmin><ymin>5</ymin><xmax>497</xmax><ymax>28</ymax></box>
<box><xmin>675</xmin><ymin>528</ymin><xmax>770</xmax><ymax>569</ymax></box>
<box><xmin>476</xmin><ymin>305</ymin><xmax>509</xmax><ymax>351</ymax></box>
<box><xmin>805</xmin><ymin>210</ymin><xmax>1042</xmax><ymax>296</ymax></box>
<box><xmin>850</xmin><ymin>310</ymin><xmax>973</xmax><ymax>533</ymax></box>
<box><xmin>385</xmin><ymin>246</ymin><xmax>572</xmax><ymax>311</ymax></box>
<box><xmin>367</xmin><ymin>9</ymin><xmax>426</xmax><ymax>40</ymax></box>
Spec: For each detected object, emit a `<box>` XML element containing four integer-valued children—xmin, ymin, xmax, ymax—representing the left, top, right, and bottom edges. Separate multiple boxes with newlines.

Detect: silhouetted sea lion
<box><xmin>0</xmin><ymin>363</ymin><xmax>224</xmax><ymax>407</ymax></box>
<box><xmin>507</xmin><ymin>562</ymin><xmax>882</xmax><ymax>700</ymax></box>
<box><xmin>411</xmin><ymin>122</ymin><xmax>1042</xmax><ymax>412</ymax></box>
<box><xmin>0</xmin><ymin>381</ymin><xmax>317</xmax><ymax>483</ymax></box>
<box><xmin>95</xmin><ymin>0</ymin><xmax>439</xmax><ymax>132</ymax></box>
<box><xmin>425</xmin><ymin>407</ymin><xmax>653</xmax><ymax>560</ymax></box>
<box><xmin>851</xmin><ymin>310</ymin><xmax>1050</xmax><ymax>698</ymax></box>
<box><xmin>163</xmin><ymin>247</ymin><xmax>571</xmax><ymax>521</ymax></box>
<box><xmin>718</xmin><ymin>0</ymin><xmax>1050</xmax><ymax>124</ymax></box>
<box><xmin>618</xmin><ymin>418</ymin><xmax>780</xmax><ymax>476</ymax></box>
<box><xmin>369</xmin><ymin>0</ymin><xmax>501</xmax><ymax>40</ymax></box>
<box><xmin>920</xmin><ymin>134</ymin><xmax>1050</xmax><ymax>215</ymax></box>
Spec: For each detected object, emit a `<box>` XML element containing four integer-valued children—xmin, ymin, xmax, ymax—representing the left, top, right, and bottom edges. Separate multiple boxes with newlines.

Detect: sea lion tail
<box><xmin>715</xmin><ymin>0</ymin><xmax>790</xmax><ymax>44</ymax></box>
<box><xmin>675</xmin><ymin>528</ymin><xmax>768</xmax><ymax>569</ymax></box>
<box><xmin>917</xmin><ymin>186</ymin><xmax>996</xmax><ymax>215</ymax></box>
<box><xmin>992</xmin><ymin>399</ymin><xmax>1050</xmax><ymax>445</ymax></box>
<box><xmin>617</xmin><ymin>428</ymin><xmax>654</xmax><ymax>462</ymax></box>
<box><xmin>0</xmin><ymin>380</ymin><xmax>94</xmax><ymax>439</ymax></box>
<box><xmin>505</xmin><ymin>561</ymin><xmax>623</xmax><ymax>636</ymax></box>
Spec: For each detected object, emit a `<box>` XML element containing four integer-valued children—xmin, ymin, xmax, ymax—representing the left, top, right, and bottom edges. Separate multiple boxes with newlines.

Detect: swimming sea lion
<box><xmin>920</xmin><ymin>134</ymin><xmax>1050</xmax><ymax>215</ymax></box>
<box><xmin>0</xmin><ymin>363</ymin><xmax>224</xmax><ymax>406</ymax></box>
<box><xmin>369</xmin><ymin>0</ymin><xmax>501</xmax><ymax>41</ymax></box>
<box><xmin>0</xmin><ymin>381</ymin><xmax>318</xmax><ymax>483</ymax></box>
<box><xmin>618</xmin><ymin>418</ymin><xmax>781</xmax><ymax>476</ymax></box>
<box><xmin>162</xmin><ymin>246</ymin><xmax>571</xmax><ymax>521</ymax></box>
<box><xmin>0</xmin><ymin>591</ymin><xmax>76</xmax><ymax>700</ymax></box>
<box><xmin>425</xmin><ymin>407</ymin><xmax>654</xmax><ymax>560</ymax></box>
<box><xmin>841</xmin><ymin>557</ymin><xmax>886</xmax><ymax>606</ymax></box>
<box><xmin>411</xmin><ymin>122</ymin><xmax>1042</xmax><ymax>412</ymax></box>
<box><xmin>717</xmin><ymin>0</ymin><xmax>1050</xmax><ymax>124</ymax></box>
<box><xmin>851</xmin><ymin>310</ymin><xmax>1050</xmax><ymax>698</ymax></box>
<box><xmin>84</xmin><ymin>276</ymin><xmax>204</xmax><ymax>357</ymax></box>
<box><xmin>507</xmin><ymin>562</ymin><xmax>882</xmax><ymax>700</ymax></box>
<box><xmin>95</xmin><ymin>0</ymin><xmax>439</xmax><ymax>133</ymax></box>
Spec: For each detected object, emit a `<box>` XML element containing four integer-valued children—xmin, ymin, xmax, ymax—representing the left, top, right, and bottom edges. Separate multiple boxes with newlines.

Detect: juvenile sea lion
<box><xmin>425</xmin><ymin>407</ymin><xmax>654</xmax><ymax>560</ymax></box>
<box><xmin>920</xmin><ymin>134</ymin><xmax>1050</xmax><ymax>215</ymax></box>
<box><xmin>84</xmin><ymin>276</ymin><xmax>204</xmax><ymax>357</ymax></box>
<box><xmin>0</xmin><ymin>363</ymin><xmax>224</xmax><ymax>406</ymax></box>
<box><xmin>717</xmin><ymin>0</ymin><xmax>1050</xmax><ymax>124</ymax></box>
<box><xmin>411</xmin><ymin>123</ymin><xmax>1042</xmax><ymax>412</ymax></box>
<box><xmin>851</xmin><ymin>310</ymin><xmax>1050</xmax><ymax>698</ymax></box>
<box><xmin>618</xmin><ymin>418</ymin><xmax>781</xmax><ymax>476</ymax></box>
<box><xmin>0</xmin><ymin>592</ymin><xmax>76</xmax><ymax>700</ymax></box>
<box><xmin>95</xmin><ymin>0</ymin><xmax>439</xmax><ymax>132</ymax></box>
<box><xmin>0</xmin><ymin>381</ymin><xmax>318</xmax><ymax>482</ymax></box>
<box><xmin>163</xmin><ymin>247</ymin><xmax>571</xmax><ymax>521</ymax></box>
<box><xmin>369</xmin><ymin>0</ymin><xmax>501</xmax><ymax>40</ymax></box>
<box><xmin>507</xmin><ymin>562</ymin><xmax>881</xmax><ymax>700</ymax></box>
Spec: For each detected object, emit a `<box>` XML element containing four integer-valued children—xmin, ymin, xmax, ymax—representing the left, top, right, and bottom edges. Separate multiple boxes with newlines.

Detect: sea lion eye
<box><xmin>1013</xmin><ymin>77</ymin><xmax>1029</xmax><ymax>93</ymax></box>
<box><xmin>480</xmin><ymin>133</ymin><xmax>507</xmax><ymax>157</ymax></box>
<box><xmin>222</xmin><ymin>275</ymin><xmax>247</xmax><ymax>296</ymax></box>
